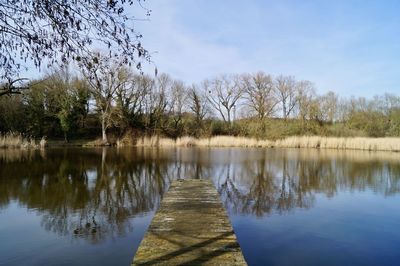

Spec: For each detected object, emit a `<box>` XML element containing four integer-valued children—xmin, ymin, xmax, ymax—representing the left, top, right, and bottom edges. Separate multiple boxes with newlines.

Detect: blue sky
<box><xmin>134</xmin><ymin>0</ymin><xmax>400</xmax><ymax>97</ymax></box>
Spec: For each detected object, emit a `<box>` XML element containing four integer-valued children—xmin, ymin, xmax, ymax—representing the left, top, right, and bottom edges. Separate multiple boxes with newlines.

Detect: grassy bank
<box><xmin>133</xmin><ymin>135</ymin><xmax>400</xmax><ymax>152</ymax></box>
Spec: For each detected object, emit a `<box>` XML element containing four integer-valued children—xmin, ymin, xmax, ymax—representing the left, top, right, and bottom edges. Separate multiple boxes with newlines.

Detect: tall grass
<box><xmin>274</xmin><ymin>136</ymin><xmax>400</xmax><ymax>152</ymax></box>
<box><xmin>186</xmin><ymin>136</ymin><xmax>273</xmax><ymax>147</ymax></box>
<box><xmin>135</xmin><ymin>136</ymin><xmax>176</xmax><ymax>147</ymax></box>
<box><xmin>132</xmin><ymin>135</ymin><xmax>400</xmax><ymax>152</ymax></box>
<box><xmin>131</xmin><ymin>136</ymin><xmax>273</xmax><ymax>148</ymax></box>
<box><xmin>0</xmin><ymin>132</ymin><xmax>38</xmax><ymax>149</ymax></box>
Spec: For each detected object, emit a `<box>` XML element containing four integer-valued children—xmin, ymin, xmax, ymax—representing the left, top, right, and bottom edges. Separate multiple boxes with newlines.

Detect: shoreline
<box><xmin>61</xmin><ymin>135</ymin><xmax>400</xmax><ymax>153</ymax></box>
<box><xmin>2</xmin><ymin>135</ymin><xmax>400</xmax><ymax>153</ymax></box>
<box><xmin>132</xmin><ymin>136</ymin><xmax>400</xmax><ymax>152</ymax></box>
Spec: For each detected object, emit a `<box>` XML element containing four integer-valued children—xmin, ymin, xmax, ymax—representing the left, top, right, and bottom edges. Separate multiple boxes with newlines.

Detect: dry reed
<box><xmin>133</xmin><ymin>135</ymin><xmax>400</xmax><ymax>152</ymax></box>
<box><xmin>274</xmin><ymin>136</ymin><xmax>400</xmax><ymax>152</ymax></box>
<box><xmin>0</xmin><ymin>132</ymin><xmax>37</xmax><ymax>149</ymax></box>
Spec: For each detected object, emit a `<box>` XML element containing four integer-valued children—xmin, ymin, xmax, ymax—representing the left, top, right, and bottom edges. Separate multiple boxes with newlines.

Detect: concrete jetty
<box><xmin>132</xmin><ymin>179</ymin><xmax>247</xmax><ymax>265</ymax></box>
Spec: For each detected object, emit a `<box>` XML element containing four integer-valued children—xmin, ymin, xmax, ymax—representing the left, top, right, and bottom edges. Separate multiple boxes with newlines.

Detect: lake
<box><xmin>0</xmin><ymin>147</ymin><xmax>400</xmax><ymax>266</ymax></box>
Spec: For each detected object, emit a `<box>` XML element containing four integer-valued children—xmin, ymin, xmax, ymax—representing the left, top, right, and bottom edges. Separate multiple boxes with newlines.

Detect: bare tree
<box><xmin>112</xmin><ymin>67</ymin><xmax>136</xmax><ymax>130</ymax></box>
<box><xmin>0</xmin><ymin>78</ymin><xmax>29</xmax><ymax>96</ymax></box>
<box><xmin>373</xmin><ymin>93</ymin><xmax>400</xmax><ymax>116</ymax></box>
<box><xmin>0</xmin><ymin>0</ymin><xmax>149</xmax><ymax>81</ymax></box>
<box><xmin>169</xmin><ymin>80</ymin><xmax>187</xmax><ymax>134</ymax></box>
<box><xmin>205</xmin><ymin>75</ymin><xmax>243</xmax><ymax>124</ymax></box>
<box><xmin>241</xmin><ymin>72</ymin><xmax>278</xmax><ymax>120</ymax></box>
<box><xmin>319</xmin><ymin>91</ymin><xmax>338</xmax><ymax>123</ymax></box>
<box><xmin>335</xmin><ymin>97</ymin><xmax>351</xmax><ymax>122</ymax></box>
<box><xmin>81</xmin><ymin>55</ymin><xmax>126</xmax><ymax>143</ymax></box>
<box><xmin>295</xmin><ymin>80</ymin><xmax>316</xmax><ymax>121</ymax></box>
<box><xmin>275</xmin><ymin>75</ymin><xmax>298</xmax><ymax>119</ymax></box>
<box><xmin>189</xmin><ymin>85</ymin><xmax>209</xmax><ymax>133</ymax></box>
<box><xmin>133</xmin><ymin>74</ymin><xmax>154</xmax><ymax>117</ymax></box>
<box><xmin>143</xmin><ymin>73</ymin><xmax>170</xmax><ymax>133</ymax></box>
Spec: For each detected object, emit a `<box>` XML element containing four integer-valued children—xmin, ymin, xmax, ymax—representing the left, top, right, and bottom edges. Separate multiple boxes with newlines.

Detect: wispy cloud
<box><xmin>138</xmin><ymin>1</ymin><xmax>253</xmax><ymax>83</ymax></box>
<box><xmin>122</xmin><ymin>1</ymin><xmax>400</xmax><ymax>97</ymax></box>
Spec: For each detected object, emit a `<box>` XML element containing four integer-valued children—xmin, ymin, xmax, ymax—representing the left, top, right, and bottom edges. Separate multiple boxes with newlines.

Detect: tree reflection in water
<box><xmin>216</xmin><ymin>150</ymin><xmax>315</xmax><ymax>216</ymax></box>
<box><xmin>1</xmin><ymin>147</ymin><xmax>400</xmax><ymax>241</ymax></box>
<box><xmin>0</xmin><ymin>148</ymin><xmax>175</xmax><ymax>244</ymax></box>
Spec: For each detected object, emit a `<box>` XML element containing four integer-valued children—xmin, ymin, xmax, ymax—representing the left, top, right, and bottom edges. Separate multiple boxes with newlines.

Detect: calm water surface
<box><xmin>1</xmin><ymin>147</ymin><xmax>400</xmax><ymax>265</ymax></box>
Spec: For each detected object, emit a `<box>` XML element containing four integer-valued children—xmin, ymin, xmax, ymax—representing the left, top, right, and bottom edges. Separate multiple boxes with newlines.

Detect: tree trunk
<box><xmin>283</xmin><ymin>105</ymin><xmax>287</xmax><ymax>120</ymax></box>
<box><xmin>64</xmin><ymin>132</ymin><xmax>68</xmax><ymax>143</ymax></box>
<box><xmin>101</xmin><ymin>111</ymin><xmax>107</xmax><ymax>143</ymax></box>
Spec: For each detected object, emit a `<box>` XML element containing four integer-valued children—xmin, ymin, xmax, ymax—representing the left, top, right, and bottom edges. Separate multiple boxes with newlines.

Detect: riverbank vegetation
<box><xmin>130</xmin><ymin>135</ymin><xmax>400</xmax><ymax>152</ymax></box>
<box><xmin>0</xmin><ymin>132</ymin><xmax>46</xmax><ymax>149</ymax></box>
<box><xmin>1</xmin><ymin>66</ymin><xmax>400</xmax><ymax>150</ymax></box>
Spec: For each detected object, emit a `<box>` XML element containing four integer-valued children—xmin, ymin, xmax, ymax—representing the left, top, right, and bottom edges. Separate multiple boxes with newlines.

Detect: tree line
<box><xmin>1</xmin><ymin>65</ymin><xmax>400</xmax><ymax>142</ymax></box>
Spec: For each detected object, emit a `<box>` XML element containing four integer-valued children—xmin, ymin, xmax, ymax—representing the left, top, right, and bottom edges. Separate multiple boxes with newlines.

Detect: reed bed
<box><xmin>0</xmin><ymin>133</ymin><xmax>38</xmax><ymax>149</ymax></box>
<box><xmin>274</xmin><ymin>136</ymin><xmax>400</xmax><ymax>152</ymax></box>
<box><xmin>135</xmin><ymin>136</ymin><xmax>176</xmax><ymax>147</ymax></box>
<box><xmin>134</xmin><ymin>135</ymin><xmax>400</xmax><ymax>152</ymax></box>
<box><xmin>193</xmin><ymin>136</ymin><xmax>273</xmax><ymax>147</ymax></box>
<box><xmin>132</xmin><ymin>136</ymin><xmax>272</xmax><ymax>148</ymax></box>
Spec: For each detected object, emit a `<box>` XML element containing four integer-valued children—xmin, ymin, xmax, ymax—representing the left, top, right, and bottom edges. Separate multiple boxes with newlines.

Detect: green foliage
<box><xmin>347</xmin><ymin>111</ymin><xmax>389</xmax><ymax>137</ymax></box>
<box><xmin>388</xmin><ymin>109</ymin><xmax>400</xmax><ymax>136</ymax></box>
<box><xmin>0</xmin><ymin>71</ymin><xmax>92</xmax><ymax>140</ymax></box>
<box><xmin>0</xmin><ymin>95</ymin><xmax>27</xmax><ymax>133</ymax></box>
<box><xmin>24</xmin><ymin>85</ymin><xmax>46</xmax><ymax>136</ymax></box>
<box><xmin>325</xmin><ymin>123</ymin><xmax>366</xmax><ymax>137</ymax></box>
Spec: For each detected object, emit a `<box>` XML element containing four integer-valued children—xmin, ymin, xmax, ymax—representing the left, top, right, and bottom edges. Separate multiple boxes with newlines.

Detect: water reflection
<box><xmin>0</xmin><ymin>148</ymin><xmax>175</xmax><ymax>244</ymax></box>
<box><xmin>1</xmin><ymin>147</ymin><xmax>400</xmax><ymax>242</ymax></box>
<box><xmin>216</xmin><ymin>149</ymin><xmax>400</xmax><ymax>216</ymax></box>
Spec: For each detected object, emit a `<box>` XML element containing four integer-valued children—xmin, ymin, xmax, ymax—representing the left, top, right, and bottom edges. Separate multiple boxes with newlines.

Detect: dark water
<box><xmin>1</xmin><ymin>147</ymin><xmax>400</xmax><ymax>266</ymax></box>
